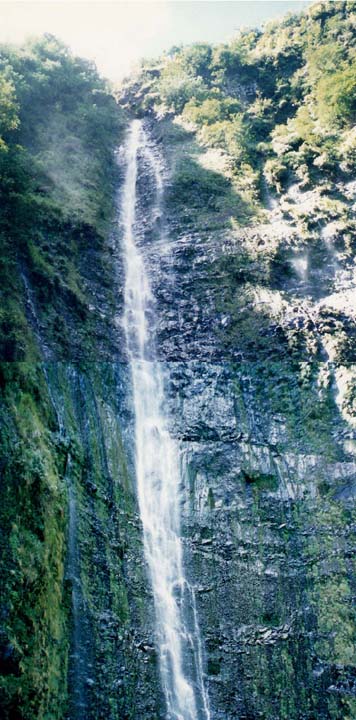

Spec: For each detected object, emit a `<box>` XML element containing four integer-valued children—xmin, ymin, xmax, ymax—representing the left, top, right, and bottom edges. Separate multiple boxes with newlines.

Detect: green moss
<box><xmin>0</xmin><ymin>363</ymin><xmax>69</xmax><ymax>720</ymax></box>
<box><xmin>308</xmin><ymin>503</ymin><xmax>356</xmax><ymax>668</ymax></box>
<box><xmin>39</xmin><ymin>362</ymin><xmax>163</xmax><ymax>719</ymax></box>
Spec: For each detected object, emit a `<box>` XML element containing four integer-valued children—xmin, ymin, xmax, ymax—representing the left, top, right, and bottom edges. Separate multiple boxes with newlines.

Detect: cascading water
<box><xmin>121</xmin><ymin>119</ymin><xmax>210</xmax><ymax>720</ymax></box>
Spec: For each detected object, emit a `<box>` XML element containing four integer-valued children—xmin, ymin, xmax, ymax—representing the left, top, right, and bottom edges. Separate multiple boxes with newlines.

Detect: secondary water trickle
<box><xmin>121</xmin><ymin>118</ymin><xmax>210</xmax><ymax>720</ymax></box>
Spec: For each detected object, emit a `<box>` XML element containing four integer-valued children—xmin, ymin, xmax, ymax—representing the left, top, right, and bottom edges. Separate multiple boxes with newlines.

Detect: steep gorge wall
<box><xmin>1</xmin><ymin>3</ymin><xmax>356</xmax><ymax>719</ymax></box>
<box><xmin>136</xmin><ymin>114</ymin><xmax>356</xmax><ymax>719</ymax></box>
<box><xmin>1</xmin><ymin>117</ymin><xmax>355</xmax><ymax>720</ymax></box>
<box><xmin>176</xmin><ymin>360</ymin><xmax>356</xmax><ymax>719</ymax></box>
<box><xmin>0</xmin><ymin>362</ymin><xmax>163</xmax><ymax>719</ymax></box>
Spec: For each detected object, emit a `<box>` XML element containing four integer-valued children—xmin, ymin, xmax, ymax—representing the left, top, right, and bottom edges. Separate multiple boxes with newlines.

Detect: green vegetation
<box><xmin>128</xmin><ymin>1</ymin><xmax>356</xmax><ymax>211</ymax></box>
<box><xmin>0</xmin><ymin>3</ymin><xmax>355</xmax><ymax>720</ymax></box>
<box><xmin>0</xmin><ymin>362</ymin><xmax>163</xmax><ymax>720</ymax></box>
<box><xmin>0</xmin><ymin>363</ymin><xmax>69</xmax><ymax>719</ymax></box>
<box><xmin>120</xmin><ymin>0</ymin><xmax>356</xmax><ymax>372</ymax></box>
<box><xmin>0</xmin><ymin>35</ymin><xmax>124</xmax><ymax>360</ymax></box>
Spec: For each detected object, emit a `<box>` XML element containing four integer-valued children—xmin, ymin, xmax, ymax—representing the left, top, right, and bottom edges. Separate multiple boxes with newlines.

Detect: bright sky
<box><xmin>0</xmin><ymin>0</ymin><xmax>311</xmax><ymax>83</ymax></box>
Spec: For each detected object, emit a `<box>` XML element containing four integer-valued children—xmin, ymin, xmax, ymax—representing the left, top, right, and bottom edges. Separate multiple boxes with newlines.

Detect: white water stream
<box><xmin>121</xmin><ymin>119</ymin><xmax>210</xmax><ymax>720</ymax></box>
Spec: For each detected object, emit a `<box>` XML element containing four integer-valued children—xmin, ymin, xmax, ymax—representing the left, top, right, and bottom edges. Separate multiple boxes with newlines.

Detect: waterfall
<box><xmin>121</xmin><ymin>119</ymin><xmax>210</xmax><ymax>720</ymax></box>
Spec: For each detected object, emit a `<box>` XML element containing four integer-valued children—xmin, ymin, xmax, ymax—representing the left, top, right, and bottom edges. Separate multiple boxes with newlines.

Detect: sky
<box><xmin>0</xmin><ymin>0</ymin><xmax>312</xmax><ymax>82</ymax></box>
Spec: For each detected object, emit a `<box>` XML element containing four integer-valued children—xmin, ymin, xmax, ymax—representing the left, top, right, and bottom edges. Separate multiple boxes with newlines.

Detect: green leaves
<box><xmin>0</xmin><ymin>70</ymin><xmax>19</xmax><ymax>149</ymax></box>
<box><xmin>0</xmin><ymin>35</ymin><xmax>125</xmax><ymax>361</ymax></box>
<box><xmin>315</xmin><ymin>62</ymin><xmax>356</xmax><ymax>126</ymax></box>
<box><xmin>157</xmin><ymin>58</ymin><xmax>208</xmax><ymax>113</ymax></box>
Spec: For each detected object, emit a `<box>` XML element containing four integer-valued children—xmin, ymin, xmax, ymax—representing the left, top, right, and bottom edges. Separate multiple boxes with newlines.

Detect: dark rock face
<box><xmin>46</xmin><ymin>363</ymin><xmax>165</xmax><ymax>720</ymax></box>
<box><xmin>171</xmin><ymin>361</ymin><xmax>356</xmax><ymax>719</ymax></box>
<box><xmin>0</xmin><ymin>110</ymin><xmax>355</xmax><ymax>720</ymax></box>
<box><xmin>130</xmin><ymin>118</ymin><xmax>356</xmax><ymax>719</ymax></box>
<box><xmin>0</xmin><ymin>361</ymin><xmax>164</xmax><ymax>720</ymax></box>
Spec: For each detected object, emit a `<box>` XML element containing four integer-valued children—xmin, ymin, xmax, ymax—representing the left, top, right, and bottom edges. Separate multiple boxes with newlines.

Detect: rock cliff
<box><xmin>0</xmin><ymin>3</ymin><xmax>355</xmax><ymax>719</ymax></box>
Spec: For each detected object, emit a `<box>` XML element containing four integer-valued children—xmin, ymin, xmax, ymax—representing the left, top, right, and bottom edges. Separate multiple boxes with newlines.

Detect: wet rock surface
<box><xmin>46</xmin><ymin>363</ymin><xmax>164</xmax><ymax>720</ymax></box>
<box><xmin>1</xmin><ymin>111</ymin><xmax>355</xmax><ymax>720</ymax></box>
<box><xmin>129</xmin><ymin>118</ymin><xmax>356</xmax><ymax>719</ymax></box>
<box><xmin>168</xmin><ymin>361</ymin><xmax>355</xmax><ymax>719</ymax></box>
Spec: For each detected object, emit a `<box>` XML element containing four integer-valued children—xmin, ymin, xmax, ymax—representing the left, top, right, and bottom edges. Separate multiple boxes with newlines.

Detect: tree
<box><xmin>0</xmin><ymin>71</ymin><xmax>19</xmax><ymax>149</ymax></box>
<box><xmin>315</xmin><ymin>63</ymin><xmax>356</xmax><ymax>126</ymax></box>
<box><xmin>157</xmin><ymin>58</ymin><xmax>208</xmax><ymax>113</ymax></box>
